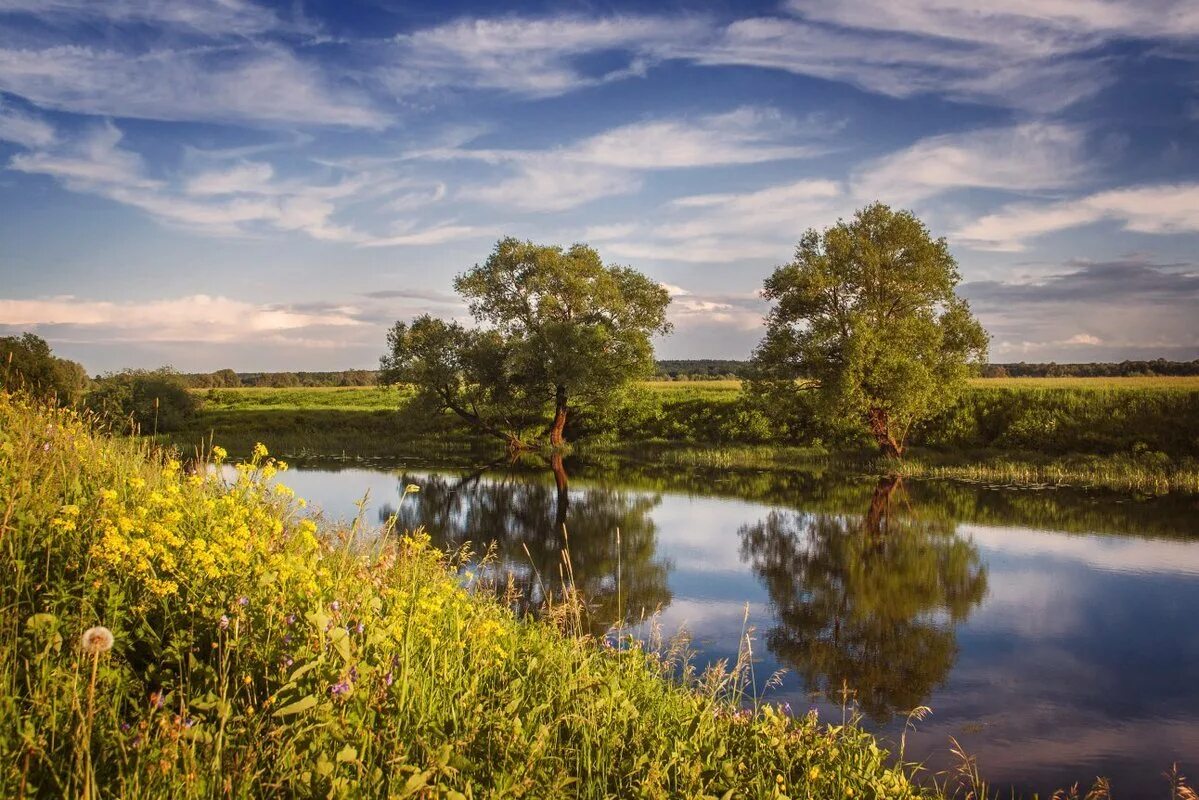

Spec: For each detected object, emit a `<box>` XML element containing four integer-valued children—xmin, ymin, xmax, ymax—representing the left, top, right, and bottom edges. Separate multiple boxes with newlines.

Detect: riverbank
<box><xmin>169</xmin><ymin>381</ymin><xmax>1199</xmax><ymax>495</ymax></box>
<box><xmin>0</xmin><ymin>391</ymin><xmax>930</xmax><ymax>798</ymax></box>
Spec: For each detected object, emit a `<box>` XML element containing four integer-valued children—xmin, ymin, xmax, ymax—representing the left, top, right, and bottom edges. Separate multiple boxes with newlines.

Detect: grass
<box><xmin>175</xmin><ymin>378</ymin><xmax>1199</xmax><ymax>495</ymax></box>
<box><xmin>1</xmin><ymin>391</ymin><xmax>933</xmax><ymax>798</ymax></box>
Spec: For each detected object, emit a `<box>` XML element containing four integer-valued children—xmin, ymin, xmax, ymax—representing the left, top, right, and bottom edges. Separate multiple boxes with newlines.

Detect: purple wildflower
<box><xmin>237</xmin><ymin>596</ymin><xmax>249</xmax><ymax>607</ymax></box>
<box><xmin>329</xmin><ymin>601</ymin><xmax>340</xmax><ymax>612</ymax></box>
<box><xmin>218</xmin><ymin>615</ymin><xmax>230</xmax><ymax>630</ymax></box>
<box><xmin>329</xmin><ymin>680</ymin><xmax>352</xmax><ymax>698</ymax></box>
<box><xmin>384</xmin><ymin>671</ymin><xmax>394</xmax><ymax>687</ymax></box>
<box><xmin>355</xmin><ymin>621</ymin><xmax>365</xmax><ymax>635</ymax></box>
<box><xmin>285</xmin><ymin>614</ymin><xmax>296</xmax><ymax>626</ymax></box>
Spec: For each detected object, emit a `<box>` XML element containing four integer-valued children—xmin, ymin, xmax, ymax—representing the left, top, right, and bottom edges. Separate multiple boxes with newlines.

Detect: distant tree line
<box><xmin>981</xmin><ymin>360</ymin><xmax>1199</xmax><ymax>378</ymax></box>
<box><xmin>180</xmin><ymin>369</ymin><xmax>379</xmax><ymax>388</ymax></box>
<box><xmin>654</xmin><ymin>360</ymin><xmax>746</xmax><ymax>380</ymax></box>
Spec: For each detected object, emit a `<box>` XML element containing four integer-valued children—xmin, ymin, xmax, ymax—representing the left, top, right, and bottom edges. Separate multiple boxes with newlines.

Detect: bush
<box><xmin>0</xmin><ymin>332</ymin><xmax>88</xmax><ymax>405</ymax></box>
<box><xmin>85</xmin><ymin>368</ymin><xmax>199</xmax><ymax>433</ymax></box>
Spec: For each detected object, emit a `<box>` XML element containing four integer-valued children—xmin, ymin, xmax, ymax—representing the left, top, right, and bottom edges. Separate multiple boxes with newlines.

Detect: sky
<box><xmin>0</xmin><ymin>0</ymin><xmax>1197</xmax><ymax>372</ymax></box>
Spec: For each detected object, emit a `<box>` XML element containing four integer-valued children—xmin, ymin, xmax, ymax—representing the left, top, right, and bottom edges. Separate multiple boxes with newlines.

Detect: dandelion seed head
<box><xmin>80</xmin><ymin>626</ymin><xmax>114</xmax><ymax>655</ymax></box>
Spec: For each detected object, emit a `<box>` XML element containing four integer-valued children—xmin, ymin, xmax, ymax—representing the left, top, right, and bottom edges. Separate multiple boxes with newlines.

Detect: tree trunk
<box><xmin>550</xmin><ymin>450</ymin><xmax>569</xmax><ymax>532</ymax></box>
<box><xmin>864</xmin><ymin>475</ymin><xmax>902</xmax><ymax>537</ymax></box>
<box><xmin>866</xmin><ymin>407</ymin><xmax>904</xmax><ymax>458</ymax></box>
<box><xmin>549</xmin><ymin>384</ymin><xmax>568</xmax><ymax>448</ymax></box>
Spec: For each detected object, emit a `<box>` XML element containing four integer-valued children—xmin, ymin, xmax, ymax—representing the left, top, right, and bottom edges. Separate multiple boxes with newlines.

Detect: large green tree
<box><xmin>454</xmin><ymin>238</ymin><xmax>672</xmax><ymax>446</ymax></box>
<box><xmin>386</xmin><ymin>238</ymin><xmax>672</xmax><ymax>448</ymax></box>
<box><xmin>750</xmin><ymin>203</ymin><xmax>988</xmax><ymax>457</ymax></box>
<box><xmin>379</xmin><ymin>315</ymin><xmax>543</xmax><ymax>450</ymax></box>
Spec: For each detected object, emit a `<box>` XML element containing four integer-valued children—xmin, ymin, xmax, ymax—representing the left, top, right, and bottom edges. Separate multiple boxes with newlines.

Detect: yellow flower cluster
<box><xmin>83</xmin><ymin>447</ymin><xmax>317</xmax><ymax>603</ymax></box>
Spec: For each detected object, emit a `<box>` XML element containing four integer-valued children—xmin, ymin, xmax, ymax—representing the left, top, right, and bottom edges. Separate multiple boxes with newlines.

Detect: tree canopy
<box><xmin>0</xmin><ymin>333</ymin><xmax>88</xmax><ymax>406</ymax></box>
<box><xmin>749</xmin><ymin>203</ymin><xmax>988</xmax><ymax>457</ymax></box>
<box><xmin>383</xmin><ymin>237</ymin><xmax>672</xmax><ymax>448</ymax></box>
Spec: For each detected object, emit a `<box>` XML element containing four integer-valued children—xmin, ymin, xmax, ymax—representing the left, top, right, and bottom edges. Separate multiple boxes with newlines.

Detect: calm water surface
<box><xmin>267</xmin><ymin>455</ymin><xmax>1199</xmax><ymax>797</ymax></box>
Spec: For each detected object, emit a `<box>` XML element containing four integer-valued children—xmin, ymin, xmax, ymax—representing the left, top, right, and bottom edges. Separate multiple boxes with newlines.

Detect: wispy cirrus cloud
<box><xmin>0</xmin><ymin>96</ymin><xmax>53</xmax><ymax>148</ymax></box>
<box><xmin>852</xmin><ymin>122</ymin><xmax>1089</xmax><ymax>204</ymax></box>
<box><xmin>417</xmin><ymin>107</ymin><xmax>831</xmax><ymax>212</ymax></box>
<box><xmin>386</xmin><ymin>15</ymin><xmax>702</xmax><ymax>98</ymax></box>
<box><xmin>0</xmin><ymin>44</ymin><xmax>386</xmax><ymax>129</ymax></box>
<box><xmin>954</xmin><ymin>183</ymin><xmax>1199</xmax><ymax>251</ymax></box>
<box><xmin>0</xmin><ymin>0</ymin><xmax>299</xmax><ymax>37</ymax></box>
<box><xmin>8</xmin><ymin>122</ymin><xmax>483</xmax><ymax>246</ymax></box>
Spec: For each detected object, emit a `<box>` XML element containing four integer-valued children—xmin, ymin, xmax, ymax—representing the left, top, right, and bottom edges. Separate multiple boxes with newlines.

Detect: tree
<box><xmin>211</xmin><ymin>368</ymin><xmax>242</xmax><ymax>388</ymax></box>
<box><xmin>453</xmin><ymin>237</ymin><xmax>672</xmax><ymax>446</ymax></box>
<box><xmin>379</xmin><ymin>315</ymin><xmax>543</xmax><ymax>450</ymax></box>
<box><xmin>749</xmin><ymin>203</ymin><xmax>988</xmax><ymax>457</ymax></box>
<box><xmin>85</xmin><ymin>368</ymin><xmax>198</xmax><ymax>434</ymax></box>
<box><xmin>0</xmin><ymin>332</ymin><xmax>88</xmax><ymax>406</ymax></box>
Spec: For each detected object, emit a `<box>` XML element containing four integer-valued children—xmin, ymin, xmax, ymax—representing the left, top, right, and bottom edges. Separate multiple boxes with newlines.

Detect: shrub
<box><xmin>85</xmin><ymin>368</ymin><xmax>199</xmax><ymax>433</ymax></box>
<box><xmin>0</xmin><ymin>332</ymin><xmax>88</xmax><ymax>405</ymax></box>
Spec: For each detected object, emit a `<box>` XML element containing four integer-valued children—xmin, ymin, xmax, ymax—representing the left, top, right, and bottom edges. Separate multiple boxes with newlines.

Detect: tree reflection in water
<box><xmin>738</xmin><ymin>476</ymin><xmax>987</xmax><ymax>722</ymax></box>
<box><xmin>380</xmin><ymin>457</ymin><xmax>672</xmax><ymax>635</ymax></box>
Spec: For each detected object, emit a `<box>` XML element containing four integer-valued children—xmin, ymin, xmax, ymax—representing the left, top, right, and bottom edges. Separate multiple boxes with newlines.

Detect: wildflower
<box><xmin>329</xmin><ymin>600</ymin><xmax>340</xmax><ymax>612</ymax></box>
<box><xmin>329</xmin><ymin>680</ymin><xmax>352</xmax><ymax>698</ymax></box>
<box><xmin>237</xmin><ymin>596</ymin><xmax>249</xmax><ymax>607</ymax></box>
<box><xmin>808</xmin><ymin>766</ymin><xmax>821</xmax><ymax>781</ymax></box>
<box><xmin>218</xmin><ymin>615</ymin><xmax>230</xmax><ymax>630</ymax></box>
<box><xmin>404</xmin><ymin>484</ymin><xmax>420</xmax><ymax>494</ymax></box>
<box><xmin>80</xmin><ymin>626</ymin><xmax>114</xmax><ymax>655</ymax></box>
<box><xmin>355</xmin><ymin>621</ymin><xmax>365</xmax><ymax>634</ymax></box>
<box><xmin>211</xmin><ymin>446</ymin><xmax>227</xmax><ymax>461</ymax></box>
<box><xmin>149</xmin><ymin>691</ymin><xmax>164</xmax><ymax>710</ymax></box>
<box><xmin>384</xmin><ymin>671</ymin><xmax>394</xmax><ymax>687</ymax></box>
<box><xmin>42</xmin><ymin>442</ymin><xmax>51</xmax><ymax>452</ymax></box>
<box><xmin>252</xmin><ymin>442</ymin><xmax>269</xmax><ymax>460</ymax></box>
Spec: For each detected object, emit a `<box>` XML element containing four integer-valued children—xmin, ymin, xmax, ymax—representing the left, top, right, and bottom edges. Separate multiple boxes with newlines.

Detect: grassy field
<box><xmin>176</xmin><ymin>378</ymin><xmax>1199</xmax><ymax>494</ymax></box>
<box><xmin>1</xmin><ymin>392</ymin><xmax>940</xmax><ymax>798</ymax></box>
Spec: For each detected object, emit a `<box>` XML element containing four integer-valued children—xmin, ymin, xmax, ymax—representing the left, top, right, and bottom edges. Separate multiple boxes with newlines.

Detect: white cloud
<box><xmin>785</xmin><ymin>0</ymin><xmax>1199</xmax><ymax>52</ymax></box>
<box><xmin>0</xmin><ymin>44</ymin><xmax>386</xmax><ymax>129</ymax></box>
<box><xmin>9</xmin><ymin>122</ymin><xmax>478</xmax><ymax>247</ymax></box>
<box><xmin>954</xmin><ymin>183</ymin><xmax>1199</xmax><ymax>250</ymax></box>
<box><xmin>0</xmin><ymin>97</ymin><xmax>54</xmax><ymax>148</ymax></box>
<box><xmin>0</xmin><ymin>294</ymin><xmax>364</xmax><ymax>343</ymax></box>
<box><xmin>1063</xmin><ymin>333</ymin><xmax>1102</xmax><ymax>345</ymax></box>
<box><xmin>388</xmin><ymin>15</ymin><xmax>700</xmax><ymax>98</ymax></box>
<box><xmin>565</xmin><ymin>108</ymin><xmax>829</xmax><ymax>169</ymax></box>
<box><xmin>418</xmin><ymin>106</ymin><xmax>824</xmax><ymax>212</ymax></box>
<box><xmin>852</xmin><ymin>123</ymin><xmax>1088</xmax><ymax>205</ymax></box>
<box><xmin>471</xmin><ymin>161</ymin><xmax>642</xmax><ymax>212</ymax></box>
<box><xmin>0</xmin><ymin>0</ymin><xmax>292</xmax><ymax>36</ymax></box>
<box><xmin>185</xmin><ymin>162</ymin><xmax>276</xmax><ymax>196</ymax></box>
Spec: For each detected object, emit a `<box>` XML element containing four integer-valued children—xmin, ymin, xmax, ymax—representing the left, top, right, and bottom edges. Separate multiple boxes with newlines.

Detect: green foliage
<box><xmin>750</xmin><ymin>204</ymin><xmax>988</xmax><ymax>456</ymax></box>
<box><xmin>0</xmin><ymin>393</ymin><xmax>932</xmax><ymax>799</ymax></box>
<box><xmin>86</xmin><ymin>368</ymin><xmax>199</xmax><ymax>433</ymax></box>
<box><xmin>379</xmin><ymin>314</ymin><xmax>543</xmax><ymax>447</ymax></box>
<box><xmin>452</xmin><ymin>237</ymin><xmax>672</xmax><ymax>444</ymax></box>
<box><xmin>0</xmin><ymin>332</ymin><xmax>88</xmax><ymax>406</ymax></box>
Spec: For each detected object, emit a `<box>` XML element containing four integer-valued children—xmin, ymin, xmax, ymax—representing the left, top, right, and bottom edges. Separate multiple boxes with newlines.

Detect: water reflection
<box><xmin>738</xmin><ymin>477</ymin><xmax>987</xmax><ymax>722</ymax></box>
<box><xmin>271</xmin><ymin>455</ymin><xmax>1199</xmax><ymax>795</ymax></box>
<box><xmin>379</xmin><ymin>456</ymin><xmax>672</xmax><ymax>633</ymax></box>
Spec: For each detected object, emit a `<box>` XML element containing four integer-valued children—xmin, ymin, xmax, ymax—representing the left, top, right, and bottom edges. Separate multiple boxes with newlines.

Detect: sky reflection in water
<box><xmin>260</xmin><ymin>460</ymin><xmax>1199</xmax><ymax>797</ymax></box>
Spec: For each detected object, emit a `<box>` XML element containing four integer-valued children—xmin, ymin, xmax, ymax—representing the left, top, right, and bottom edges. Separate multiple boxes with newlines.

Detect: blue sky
<box><xmin>0</xmin><ymin>0</ymin><xmax>1197</xmax><ymax>372</ymax></box>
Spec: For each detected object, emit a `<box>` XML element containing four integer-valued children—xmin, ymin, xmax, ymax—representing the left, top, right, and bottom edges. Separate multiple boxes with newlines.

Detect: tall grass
<box><xmin>1</xmin><ymin>391</ymin><xmax>930</xmax><ymax>798</ymax></box>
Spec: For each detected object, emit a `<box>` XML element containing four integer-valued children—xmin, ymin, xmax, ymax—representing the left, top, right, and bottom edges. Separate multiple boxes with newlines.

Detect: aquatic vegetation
<box><xmin>0</xmin><ymin>391</ymin><xmax>931</xmax><ymax>798</ymax></box>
